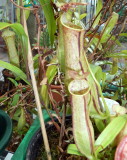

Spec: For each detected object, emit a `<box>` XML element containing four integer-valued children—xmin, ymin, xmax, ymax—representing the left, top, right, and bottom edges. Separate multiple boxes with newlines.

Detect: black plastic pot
<box><xmin>26</xmin><ymin>128</ymin><xmax>43</xmax><ymax>160</ymax></box>
<box><xmin>11</xmin><ymin>110</ymin><xmax>52</xmax><ymax>160</ymax></box>
<box><xmin>0</xmin><ymin>110</ymin><xmax>12</xmax><ymax>154</ymax></box>
<box><xmin>26</xmin><ymin>116</ymin><xmax>71</xmax><ymax>160</ymax></box>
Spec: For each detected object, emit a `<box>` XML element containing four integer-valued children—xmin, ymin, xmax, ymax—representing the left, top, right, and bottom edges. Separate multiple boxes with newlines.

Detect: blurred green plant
<box><xmin>0</xmin><ymin>22</ymin><xmax>28</xmax><ymax>73</ymax></box>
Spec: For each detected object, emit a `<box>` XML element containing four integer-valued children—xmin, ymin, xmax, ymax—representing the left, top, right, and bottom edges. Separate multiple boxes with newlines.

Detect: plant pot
<box><xmin>25</xmin><ymin>98</ymin><xmax>123</xmax><ymax>160</ymax></box>
<box><xmin>50</xmin><ymin>85</ymin><xmax>63</xmax><ymax>104</ymax></box>
<box><xmin>0</xmin><ymin>110</ymin><xmax>12</xmax><ymax>154</ymax></box>
<box><xmin>26</xmin><ymin>116</ymin><xmax>72</xmax><ymax>160</ymax></box>
<box><xmin>11</xmin><ymin>110</ymin><xmax>53</xmax><ymax>160</ymax></box>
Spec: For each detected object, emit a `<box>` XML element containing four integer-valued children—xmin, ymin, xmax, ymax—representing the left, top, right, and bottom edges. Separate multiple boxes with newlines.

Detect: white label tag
<box><xmin>5</xmin><ymin>153</ymin><xmax>13</xmax><ymax>160</ymax></box>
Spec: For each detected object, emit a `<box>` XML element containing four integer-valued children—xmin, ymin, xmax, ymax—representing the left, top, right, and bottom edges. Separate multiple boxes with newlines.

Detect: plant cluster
<box><xmin>0</xmin><ymin>0</ymin><xmax>127</xmax><ymax>159</ymax></box>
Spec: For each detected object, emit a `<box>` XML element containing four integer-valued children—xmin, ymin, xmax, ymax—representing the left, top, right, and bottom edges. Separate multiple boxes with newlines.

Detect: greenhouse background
<box><xmin>0</xmin><ymin>0</ymin><xmax>97</xmax><ymax>23</ymax></box>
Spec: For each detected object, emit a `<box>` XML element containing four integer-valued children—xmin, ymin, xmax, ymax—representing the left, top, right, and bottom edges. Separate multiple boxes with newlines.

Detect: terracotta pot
<box><xmin>50</xmin><ymin>85</ymin><xmax>63</xmax><ymax>104</ymax></box>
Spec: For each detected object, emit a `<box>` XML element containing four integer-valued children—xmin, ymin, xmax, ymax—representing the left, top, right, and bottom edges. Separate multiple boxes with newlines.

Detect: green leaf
<box><xmin>111</xmin><ymin>35</ymin><xmax>121</xmax><ymax>46</ymax></box>
<box><xmin>0</xmin><ymin>97</ymin><xmax>7</xmax><ymax>103</ymax></box>
<box><xmin>40</xmin><ymin>58</ymin><xmax>57</xmax><ymax>108</ymax></box>
<box><xmin>95</xmin><ymin>119</ymin><xmax>105</xmax><ymax>132</ymax></box>
<box><xmin>95</xmin><ymin>116</ymin><xmax>127</xmax><ymax>154</ymax></box>
<box><xmin>92</xmin><ymin>0</ymin><xmax>102</xmax><ymax>28</ymax></box>
<box><xmin>39</xmin><ymin>0</ymin><xmax>56</xmax><ymax>45</ymax></box>
<box><xmin>67</xmin><ymin>144</ymin><xmax>84</xmax><ymax>156</ymax></box>
<box><xmin>90</xmin><ymin>64</ymin><xmax>106</xmax><ymax>84</ymax></box>
<box><xmin>14</xmin><ymin>108</ymin><xmax>21</xmax><ymax>117</ymax></box>
<box><xmin>121</xmin><ymin>50</ymin><xmax>127</xmax><ymax>54</ymax></box>
<box><xmin>119</xmin><ymin>33</ymin><xmax>127</xmax><ymax>37</ymax></box>
<box><xmin>90</xmin><ymin>37</ymin><xmax>102</xmax><ymax>50</ymax></box>
<box><xmin>17</xmin><ymin>108</ymin><xmax>26</xmax><ymax>131</ymax></box>
<box><xmin>79</xmin><ymin>13</ymin><xmax>87</xmax><ymax>20</ymax></box>
<box><xmin>107</xmin><ymin>50</ymin><xmax>127</xmax><ymax>58</ymax></box>
<box><xmin>112</xmin><ymin>91</ymin><xmax>119</xmax><ymax>100</ymax></box>
<box><xmin>8</xmin><ymin>78</ymin><xmax>19</xmax><ymax>87</ymax></box>
<box><xmin>0</xmin><ymin>22</ymin><xmax>26</xmax><ymax>35</ymax></box>
<box><xmin>111</xmin><ymin>58</ymin><xmax>118</xmax><ymax>75</ymax></box>
<box><xmin>57</xmin><ymin>18</ymin><xmax>65</xmax><ymax>72</ymax></box>
<box><xmin>46</xmin><ymin>63</ymin><xmax>57</xmax><ymax>84</ymax></box>
<box><xmin>11</xmin><ymin>94</ymin><xmax>20</xmax><ymax>106</ymax></box>
<box><xmin>40</xmin><ymin>84</ymin><xmax>49</xmax><ymax>108</ymax></box>
<box><xmin>0</xmin><ymin>61</ymin><xmax>30</xmax><ymax>85</ymax></box>
<box><xmin>100</xmin><ymin>12</ymin><xmax>118</xmax><ymax>43</ymax></box>
<box><xmin>12</xmin><ymin>108</ymin><xmax>21</xmax><ymax>121</ymax></box>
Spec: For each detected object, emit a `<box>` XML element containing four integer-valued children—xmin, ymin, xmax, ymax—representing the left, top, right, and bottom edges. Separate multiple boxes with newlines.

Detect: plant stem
<box><xmin>22</xmin><ymin>9</ymin><xmax>52</xmax><ymax>160</ymax></box>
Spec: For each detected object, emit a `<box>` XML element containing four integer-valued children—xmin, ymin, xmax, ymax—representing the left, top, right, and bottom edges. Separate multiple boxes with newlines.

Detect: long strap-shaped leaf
<box><xmin>57</xmin><ymin>17</ymin><xmax>65</xmax><ymax>72</ymax></box>
<box><xmin>39</xmin><ymin>0</ymin><xmax>56</xmax><ymax>45</ymax></box>
<box><xmin>95</xmin><ymin>116</ymin><xmax>127</xmax><ymax>154</ymax></box>
<box><xmin>0</xmin><ymin>22</ymin><xmax>27</xmax><ymax>35</ymax></box>
<box><xmin>0</xmin><ymin>60</ymin><xmax>30</xmax><ymax>85</ymax></box>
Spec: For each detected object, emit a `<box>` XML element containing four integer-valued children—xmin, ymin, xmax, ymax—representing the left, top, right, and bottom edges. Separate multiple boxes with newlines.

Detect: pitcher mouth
<box><xmin>68</xmin><ymin>79</ymin><xmax>90</xmax><ymax>96</ymax></box>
